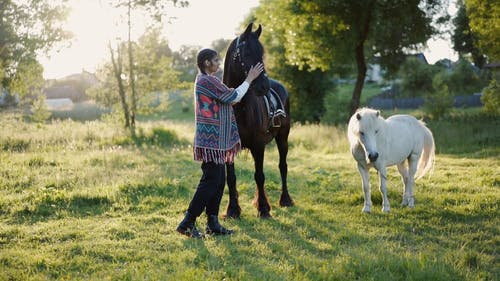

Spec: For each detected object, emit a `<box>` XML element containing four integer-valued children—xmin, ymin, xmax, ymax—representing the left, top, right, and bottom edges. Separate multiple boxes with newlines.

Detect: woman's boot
<box><xmin>206</xmin><ymin>215</ymin><xmax>234</xmax><ymax>235</ymax></box>
<box><xmin>177</xmin><ymin>212</ymin><xmax>204</xmax><ymax>238</ymax></box>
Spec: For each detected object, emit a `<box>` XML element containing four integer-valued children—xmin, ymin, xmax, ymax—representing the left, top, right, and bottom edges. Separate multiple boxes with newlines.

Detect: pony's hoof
<box><xmin>382</xmin><ymin>206</ymin><xmax>391</xmax><ymax>213</ymax></box>
<box><xmin>362</xmin><ymin>206</ymin><xmax>371</xmax><ymax>213</ymax></box>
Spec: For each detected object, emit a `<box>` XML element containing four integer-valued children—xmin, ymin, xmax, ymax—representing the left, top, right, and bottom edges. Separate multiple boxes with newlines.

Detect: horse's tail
<box><xmin>416</xmin><ymin>122</ymin><xmax>435</xmax><ymax>180</ymax></box>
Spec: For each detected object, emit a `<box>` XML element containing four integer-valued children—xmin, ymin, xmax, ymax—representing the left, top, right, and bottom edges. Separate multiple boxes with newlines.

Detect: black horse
<box><xmin>223</xmin><ymin>23</ymin><xmax>293</xmax><ymax>218</ymax></box>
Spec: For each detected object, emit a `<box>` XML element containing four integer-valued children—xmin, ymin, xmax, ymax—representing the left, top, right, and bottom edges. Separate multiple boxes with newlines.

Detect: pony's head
<box><xmin>348</xmin><ymin>108</ymin><xmax>384</xmax><ymax>163</ymax></box>
<box><xmin>224</xmin><ymin>23</ymin><xmax>270</xmax><ymax>96</ymax></box>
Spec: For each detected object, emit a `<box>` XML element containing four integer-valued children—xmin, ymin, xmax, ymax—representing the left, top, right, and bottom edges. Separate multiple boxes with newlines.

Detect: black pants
<box><xmin>187</xmin><ymin>162</ymin><xmax>225</xmax><ymax>218</ymax></box>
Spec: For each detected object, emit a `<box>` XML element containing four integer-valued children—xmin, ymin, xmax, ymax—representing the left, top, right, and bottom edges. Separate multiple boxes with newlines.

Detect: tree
<box><xmin>0</xmin><ymin>0</ymin><xmax>70</xmax><ymax>101</ymax></box>
<box><xmin>88</xmin><ymin>29</ymin><xmax>182</xmax><ymax>124</ymax></box>
<box><xmin>105</xmin><ymin>0</ymin><xmax>188</xmax><ymax>127</ymax></box>
<box><xmin>399</xmin><ymin>57</ymin><xmax>438</xmax><ymax>98</ymax></box>
<box><xmin>447</xmin><ymin>59</ymin><xmax>483</xmax><ymax>95</ymax></box>
<box><xmin>481</xmin><ymin>79</ymin><xmax>500</xmax><ymax>116</ymax></box>
<box><xmin>465</xmin><ymin>0</ymin><xmax>500</xmax><ymax>61</ymax></box>
<box><xmin>251</xmin><ymin>6</ymin><xmax>334</xmax><ymax>123</ymax></box>
<box><xmin>452</xmin><ymin>1</ymin><xmax>486</xmax><ymax>68</ymax></box>
<box><xmin>172</xmin><ymin>45</ymin><xmax>200</xmax><ymax>82</ymax></box>
<box><xmin>254</xmin><ymin>0</ymin><xmax>448</xmax><ymax>118</ymax></box>
<box><xmin>424</xmin><ymin>71</ymin><xmax>454</xmax><ymax>119</ymax></box>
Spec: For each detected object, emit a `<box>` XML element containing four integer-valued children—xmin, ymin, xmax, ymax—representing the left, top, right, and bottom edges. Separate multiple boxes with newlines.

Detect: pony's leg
<box><xmin>251</xmin><ymin>145</ymin><xmax>272</xmax><ymax>218</ymax></box>
<box><xmin>397</xmin><ymin>163</ymin><xmax>411</xmax><ymax>206</ymax></box>
<box><xmin>275</xmin><ymin>130</ymin><xmax>293</xmax><ymax>207</ymax></box>
<box><xmin>378</xmin><ymin>167</ymin><xmax>391</xmax><ymax>212</ymax></box>
<box><xmin>357</xmin><ymin>163</ymin><xmax>372</xmax><ymax>213</ymax></box>
<box><xmin>406</xmin><ymin>154</ymin><xmax>420</xmax><ymax>208</ymax></box>
<box><xmin>224</xmin><ymin>163</ymin><xmax>241</xmax><ymax>218</ymax></box>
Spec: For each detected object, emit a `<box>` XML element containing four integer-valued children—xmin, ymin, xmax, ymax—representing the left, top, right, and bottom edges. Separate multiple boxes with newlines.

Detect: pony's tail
<box><xmin>416</xmin><ymin>122</ymin><xmax>435</xmax><ymax>180</ymax></box>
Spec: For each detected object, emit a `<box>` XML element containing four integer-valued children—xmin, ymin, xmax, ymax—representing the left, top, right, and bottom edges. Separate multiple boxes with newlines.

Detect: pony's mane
<box><xmin>348</xmin><ymin>108</ymin><xmax>385</xmax><ymax>145</ymax></box>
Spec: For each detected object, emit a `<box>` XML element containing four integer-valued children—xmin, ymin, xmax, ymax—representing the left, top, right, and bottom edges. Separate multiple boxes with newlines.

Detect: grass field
<box><xmin>0</xmin><ymin>105</ymin><xmax>498</xmax><ymax>280</ymax></box>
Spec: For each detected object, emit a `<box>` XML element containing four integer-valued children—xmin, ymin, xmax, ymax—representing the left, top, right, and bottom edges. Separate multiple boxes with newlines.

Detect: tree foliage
<box><xmin>399</xmin><ymin>57</ymin><xmax>439</xmax><ymax>98</ymax></box>
<box><xmin>452</xmin><ymin>1</ymin><xmax>486</xmax><ymax>68</ymax></box>
<box><xmin>250</xmin><ymin>4</ymin><xmax>333</xmax><ymax>123</ymax></box>
<box><xmin>88</xmin><ymin>29</ymin><xmax>182</xmax><ymax>114</ymax></box>
<box><xmin>481</xmin><ymin>79</ymin><xmax>500</xmax><ymax>116</ymax></box>
<box><xmin>424</xmin><ymin>71</ymin><xmax>454</xmax><ymax>119</ymax></box>
<box><xmin>253</xmin><ymin>0</ymin><xmax>448</xmax><ymax>118</ymax></box>
<box><xmin>103</xmin><ymin>0</ymin><xmax>188</xmax><ymax>127</ymax></box>
<box><xmin>465</xmin><ymin>0</ymin><xmax>500</xmax><ymax>61</ymax></box>
<box><xmin>0</xmin><ymin>0</ymin><xmax>70</xmax><ymax>100</ymax></box>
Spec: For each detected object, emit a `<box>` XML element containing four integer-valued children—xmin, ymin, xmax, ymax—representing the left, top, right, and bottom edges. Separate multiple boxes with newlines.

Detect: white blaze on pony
<box><xmin>347</xmin><ymin>108</ymin><xmax>435</xmax><ymax>213</ymax></box>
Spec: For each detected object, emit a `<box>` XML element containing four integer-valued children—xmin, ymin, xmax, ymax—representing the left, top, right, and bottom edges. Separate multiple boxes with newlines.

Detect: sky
<box><xmin>40</xmin><ymin>0</ymin><xmax>457</xmax><ymax>80</ymax></box>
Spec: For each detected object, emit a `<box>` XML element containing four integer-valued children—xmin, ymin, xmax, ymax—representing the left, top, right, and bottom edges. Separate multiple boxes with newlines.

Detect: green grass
<box><xmin>0</xmin><ymin>107</ymin><xmax>498</xmax><ymax>280</ymax></box>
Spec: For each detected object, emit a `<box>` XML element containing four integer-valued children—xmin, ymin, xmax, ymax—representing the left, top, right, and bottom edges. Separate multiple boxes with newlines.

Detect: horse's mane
<box><xmin>223</xmin><ymin>39</ymin><xmax>238</xmax><ymax>87</ymax></box>
<box><xmin>223</xmin><ymin>36</ymin><xmax>264</xmax><ymax>130</ymax></box>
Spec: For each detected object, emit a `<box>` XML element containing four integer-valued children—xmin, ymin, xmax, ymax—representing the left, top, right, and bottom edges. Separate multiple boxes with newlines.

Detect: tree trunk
<box><xmin>349</xmin><ymin>3</ymin><xmax>374</xmax><ymax>119</ymax></box>
<box><xmin>109</xmin><ymin>43</ymin><xmax>130</xmax><ymax>128</ymax></box>
<box><xmin>127</xmin><ymin>0</ymin><xmax>137</xmax><ymax>127</ymax></box>
<box><xmin>350</xmin><ymin>45</ymin><xmax>367</xmax><ymax>118</ymax></box>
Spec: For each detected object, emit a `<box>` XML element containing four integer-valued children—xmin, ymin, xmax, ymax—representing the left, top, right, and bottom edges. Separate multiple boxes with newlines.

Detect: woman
<box><xmin>177</xmin><ymin>48</ymin><xmax>264</xmax><ymax>238</ymax></box>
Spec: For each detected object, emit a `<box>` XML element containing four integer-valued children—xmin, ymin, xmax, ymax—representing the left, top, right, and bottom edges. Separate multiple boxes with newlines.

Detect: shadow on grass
<box><xmin>13</xmin><ymin>194</ymin><xmax>112</xmax><ymax>224</ymax></box>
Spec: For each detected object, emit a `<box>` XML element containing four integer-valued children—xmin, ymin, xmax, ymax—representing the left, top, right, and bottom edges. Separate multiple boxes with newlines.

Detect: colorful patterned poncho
<box><xmin>193</xmin><ymin>74</ymin><xmax>241</xmax><ymax>164</ymax></box>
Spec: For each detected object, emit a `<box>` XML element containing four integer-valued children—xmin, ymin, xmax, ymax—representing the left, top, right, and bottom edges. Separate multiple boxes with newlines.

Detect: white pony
<box><xmin>347</xmin><ymin>108</ymin><xmax>435</xmax><ymax>213</ymax></box>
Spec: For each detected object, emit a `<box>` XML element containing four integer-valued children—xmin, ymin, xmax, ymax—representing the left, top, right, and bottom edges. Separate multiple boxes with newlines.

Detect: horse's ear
<box><xmin>356</xmin><ymin>113</ymin><xmax>361</xmax><ymax>120</ymax></box>
<box><xmin>243</xmin><ymin>23</ymin><xmax>253</xmax><ymax>37</ymax></box>
<box><xmin>255</xmin><ymin>24</ymin><xmax>262</xmax><ymax>38</ymax></box>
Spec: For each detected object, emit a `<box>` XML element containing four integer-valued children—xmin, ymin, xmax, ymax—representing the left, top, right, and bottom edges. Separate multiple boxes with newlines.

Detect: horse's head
<box><xmin>348</xmin><ymin>108</ymin><xmax>383</xmax><ymax>163</ymax></box>
<box><xmin>224</xmin><ymin>23</ymin><xmax>270</xmax><ymax>96</ymax></box>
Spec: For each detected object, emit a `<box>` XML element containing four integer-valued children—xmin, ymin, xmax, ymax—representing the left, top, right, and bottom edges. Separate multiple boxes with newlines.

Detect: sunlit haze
<box><xmin>40</xmin><ymin>0</ymin><xmax>457</xmax><ymax>80</ymax></box>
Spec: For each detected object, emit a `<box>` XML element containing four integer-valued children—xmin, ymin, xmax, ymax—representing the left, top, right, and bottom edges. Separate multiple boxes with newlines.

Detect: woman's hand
<box><xmin>245</xmin><ymin>62</ymin><xmax>264</xmax><ymax>83</ymax></box>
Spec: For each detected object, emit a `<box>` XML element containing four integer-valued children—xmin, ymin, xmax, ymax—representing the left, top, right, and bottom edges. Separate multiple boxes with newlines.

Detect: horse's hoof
<box><xmin>224</xmin><ymin>209</ymin><xmax>241</xmax><ymax>219</ymax></box>
<box><xmin>362</xmin><ymin>207</ymin><xmax>371</xmax><ymax>213</ymax></box>
<box><xmin>382</xmin><ymin>207</ymin><xmax>391</xmax><ymax>213</ymax></box>
<box><xmin>279</xmin><ymin>197</ymin><xmax>294</xmax><ymax>207</ymax></box>
<box><xmin>258</xmin><ymin>211</ymin><xmax>272</xmax><ymax>219</ymax></box>
<box><xmin>223</xmin><ymin>212</ymin><xmax>240</xmax><ymax>219</ymax></box>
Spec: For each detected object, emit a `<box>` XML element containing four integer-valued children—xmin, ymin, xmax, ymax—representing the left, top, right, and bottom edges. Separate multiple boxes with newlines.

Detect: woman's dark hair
<box><xmin>197</xmin><ymin>48</ymin><xmax>217</xmax><ymax>74</ymax></box>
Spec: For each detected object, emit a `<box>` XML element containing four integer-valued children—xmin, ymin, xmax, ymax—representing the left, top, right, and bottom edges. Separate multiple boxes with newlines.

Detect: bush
<box><xmin>481</xmin><ymin>79</ymin><xmax>500</xmax><ymax>116</ymax></box>
<box><xmin>399</xmin><ymin>57</ymin><xmax>438</xmax><ymax>98</ymax></box>
<box><xmin>423</xmin><ymin>72</ymin><xmax>454</xmax><ymax>120</ymax></box>
<box><xmin>31</xmin><ymin>96</ymin><xmax>51</xmax><ymax>123</ymax></box>
<box><xmin>322</xmin><ymin>91</ymin><xmax>351</xmax><ymax>125</ymax></box>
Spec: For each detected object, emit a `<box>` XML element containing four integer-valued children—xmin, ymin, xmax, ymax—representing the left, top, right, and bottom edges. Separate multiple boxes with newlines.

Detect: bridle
<box><xmin>232</xmin><ymin>36</ymin><xmax>267</xmax><ymax>78</ymax></box>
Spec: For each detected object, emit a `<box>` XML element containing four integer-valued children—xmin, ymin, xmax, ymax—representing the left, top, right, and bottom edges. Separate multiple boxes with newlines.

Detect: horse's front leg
<box><xmin>251</xmin><ymin>145</ymin><xmax>271</xmax><ymax>218</ymax></box>
<box><xmin>276</xmin><ymin>131</ymin><xmax>293</xmax><ymax>207</ymax></box>
<box><xmin>377</xmin><ymin>166</ymin><xmax>391</xmax><ymax>213</ymax></box>
<box><xmin>357</xmin><ymin>163</ymin><xmax>372</xmax><ymax>213</ymax></box>
<box><xmin>224</xmin><ymin>163</ymin><xmax>241</xmax><ymax>218</ymax></box>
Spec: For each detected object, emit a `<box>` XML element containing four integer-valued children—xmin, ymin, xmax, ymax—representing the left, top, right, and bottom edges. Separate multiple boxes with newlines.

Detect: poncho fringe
<box><xmin>194</xmin><ymin>143</ymin><xmax>241</xmax><ymax>165</ymax></box>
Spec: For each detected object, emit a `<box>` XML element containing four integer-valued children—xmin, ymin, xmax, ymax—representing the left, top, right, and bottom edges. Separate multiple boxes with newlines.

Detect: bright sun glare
<box><xmin>40</xmin><ymin>0</ymin><xmax>456</xmax><ymax>80</ymax></box>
